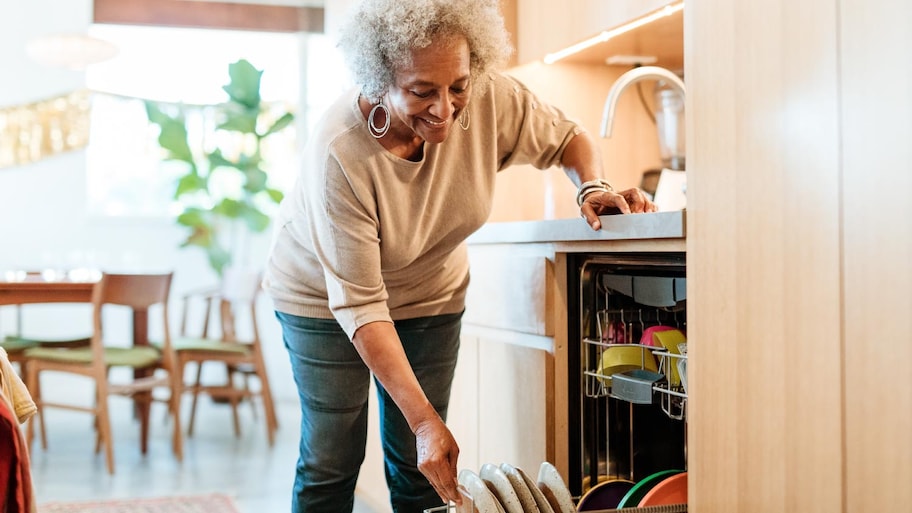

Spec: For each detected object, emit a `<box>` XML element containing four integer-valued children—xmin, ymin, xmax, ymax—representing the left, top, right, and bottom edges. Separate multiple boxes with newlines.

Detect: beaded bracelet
<box><xmin>576</xmin><ymin>178</ymin><xmax>614</xmax><ymax>206</ymax></box>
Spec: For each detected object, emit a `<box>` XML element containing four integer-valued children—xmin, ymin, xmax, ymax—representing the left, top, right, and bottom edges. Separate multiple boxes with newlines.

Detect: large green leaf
<box><xmin>265</xmin><ymin>187</ymin><xmax>284</xmax><ymax>204</ymax></box>
<box><xmin>218</xmin><ymin>104</ymin><xmax>259</xmax><ymax>134</ymax></box>
<box><xmin>262</xmin><ymin>112</ymin><xmax>295</xmax><ymax>137</ymax></box>
<box><xmin>243</xmin><ymin>168</ymin><xmax>269</xmax><ymax>193</ymax></box>
<box><xmin>240</xmin><ymin>205</ymin><xmax>272</xmax><ymax>233</ymax></box>
<box><xmin>145</xmin><ymin>101</ymin><xmax>195</xmax><ymax>164</ymax></box>
<box><xmin>222</xmin><ymin>59</ymin><xmax>262</xmax><ymax>109</ymax></box>
<box><xmin>207</xmin><ymin>149</ymin><xmax>261</xmax><ymax>174</ymax></box>
<box><xmin>176</xmin><ymin>208</ymin><xmax>211</xmax><ymax>228</ymax></box>
<box><xmin>144</xmin><ymin>100</ymin><xmax>172</xmax><ymax>126</ymax></box>
<box><xmin>160</xmin><ymin>124</ymin><xmax>195</xmax><ymax>164</ymax></box>
<box><xmin>207</xmin><ymin>245</ymin><xmax>232</xmax><ymax>276</ymax></box>
<box><xmin>209</xmin><ymin>199</ymin><xmax>271</xmax><ymax>233</ymax></box>
<box><xmin>207</xmin><ymin>149</ymin><xmax>235</xmax><ymax>170</ymax></box>
<box><xmin>234</xmin><ymin>152</ymin><xmax>261</xmax><ymax>172</ymax></box>
<box><xmin>212</xmin><ymin>198</ymin><xmax>245</xmax><ymax>219</ymax></box>
<box><xmin>174</xmin><ymin>173</ymin><xmax>207</xmax><ymax>199</ymax></box>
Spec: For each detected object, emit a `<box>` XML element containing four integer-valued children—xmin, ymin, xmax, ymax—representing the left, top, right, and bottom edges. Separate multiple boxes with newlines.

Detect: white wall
<box><xmin>0</xmin><ymin>0</ymin><xmax>296</xmax><ymax>401</ymax></box>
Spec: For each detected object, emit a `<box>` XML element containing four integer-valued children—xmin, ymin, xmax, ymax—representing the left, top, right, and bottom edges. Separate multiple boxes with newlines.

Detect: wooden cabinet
<box><xmin>509</xmin><ymin>0</ymin><xmax>679</xmax><ymax>67</ymax></box>
<box><xmin>687</xmin><ymin>0</ymin><xmax>911</xmax><ymax>511</ymax></box>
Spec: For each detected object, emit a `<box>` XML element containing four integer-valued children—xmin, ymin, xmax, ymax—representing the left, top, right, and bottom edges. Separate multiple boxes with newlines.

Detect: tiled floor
<box><xmin>26</xmin><ymin>370</ymin><xmax>383</xmax><ymax>513</ymax></box>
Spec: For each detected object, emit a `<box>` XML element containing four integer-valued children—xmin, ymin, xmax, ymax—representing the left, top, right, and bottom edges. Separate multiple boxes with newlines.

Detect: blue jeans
<box><xmin>276</xmin><ymin>311</ymin><xmax>462</xmax><ymax>513</ymax></box>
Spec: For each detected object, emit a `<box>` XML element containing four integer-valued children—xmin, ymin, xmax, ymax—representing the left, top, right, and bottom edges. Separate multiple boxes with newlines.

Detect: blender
<box><xmin>653</xmin><ymin>76</ymin><xmax>685</xmax><ymax>171</ymax></box>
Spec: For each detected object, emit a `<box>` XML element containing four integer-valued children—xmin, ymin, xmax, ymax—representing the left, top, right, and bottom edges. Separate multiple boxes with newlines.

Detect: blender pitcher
<box><xmin>654</xmin><ymin>77</ymin><xmax>685</xmax><ymax>171</ymax></box>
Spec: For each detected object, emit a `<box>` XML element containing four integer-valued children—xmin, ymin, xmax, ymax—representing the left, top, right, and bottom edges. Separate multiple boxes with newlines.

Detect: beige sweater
<box><xmin>263</xmin><ymin>72</ymin><xmax>583</xmax><ymax>339</ymax></box>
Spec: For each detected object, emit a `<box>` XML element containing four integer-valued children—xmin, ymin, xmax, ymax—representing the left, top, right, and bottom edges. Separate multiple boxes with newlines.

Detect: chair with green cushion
<box><xmin>173</xmin><ymin>269</ymin><xmax>277</xmax><ymax>446</ymax></box>
<box><xmin>23</xmin><ymin>272</ymin><xmax>183</xmax><ymax>475</ymax></box>
<box><xmin>1</xmin><ymin>313</ymin><xmax>92</xmax><ymax>449</ymax></box>
<box><xmin>2</xmin><ymin>334</ymin><xmax>91</xmax><ymax>360</ymax></box>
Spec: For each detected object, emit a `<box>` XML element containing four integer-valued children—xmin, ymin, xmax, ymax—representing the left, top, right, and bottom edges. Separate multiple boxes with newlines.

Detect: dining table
<box><xmin>1</xmin><ymin>270</ymin><xmax>155</xmax><ymax>421</ymax></box>
<box><xmin>0</xmin><ymin>270</ymin><xmax>149</xmax><ymax>348</ymax></box>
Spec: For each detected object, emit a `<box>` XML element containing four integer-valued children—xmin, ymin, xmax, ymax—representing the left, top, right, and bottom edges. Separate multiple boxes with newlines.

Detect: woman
<box><xmin>263</xmin><ymin>0</ymin><xmax>656</xmax><ymax>511</ymax></box>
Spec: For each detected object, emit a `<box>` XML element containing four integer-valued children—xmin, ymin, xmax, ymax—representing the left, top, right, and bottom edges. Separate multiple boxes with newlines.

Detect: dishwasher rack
<box><xmin>582</xmin><ymin>336</ymin><xmax>688</xmax><ymax>421</ymax></box>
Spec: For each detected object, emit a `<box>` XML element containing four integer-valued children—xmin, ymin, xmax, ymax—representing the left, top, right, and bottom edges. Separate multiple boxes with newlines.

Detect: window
<box><xmin>85</xmin><ymin>25</ymin><xmax>317</xmax><ymax>218</ymax></box>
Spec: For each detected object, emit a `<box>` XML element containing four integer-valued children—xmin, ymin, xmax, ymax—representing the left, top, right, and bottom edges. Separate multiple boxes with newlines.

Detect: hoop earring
<box><xmin>368</xmin><ymin>99</ymin><xmax>390</xmax><ymax>138</ymax></box>
<box><xmin>458</xmin><ymin>109</ymin><xmax>470</xmax><ymax>131</ymax></box>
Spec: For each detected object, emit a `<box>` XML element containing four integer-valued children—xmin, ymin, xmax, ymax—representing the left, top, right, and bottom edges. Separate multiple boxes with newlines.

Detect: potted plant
<box><xmin>144</xmin><ymin>59</ymin><xmax>294</xmax><ymax>277</ymax></box>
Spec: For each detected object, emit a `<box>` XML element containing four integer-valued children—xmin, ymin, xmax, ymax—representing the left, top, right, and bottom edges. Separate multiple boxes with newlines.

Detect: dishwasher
<box><xmin>565</xmin><ymin>252</ymin><xmax>688</xmax><ymax>501</ymax></box>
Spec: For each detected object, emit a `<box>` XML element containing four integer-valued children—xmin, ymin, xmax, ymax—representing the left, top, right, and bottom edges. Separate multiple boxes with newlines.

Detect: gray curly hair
<box><xmin>337</xmin><ymin>0</ymin><xmax>514</xmax><ymax>101</ymax></box>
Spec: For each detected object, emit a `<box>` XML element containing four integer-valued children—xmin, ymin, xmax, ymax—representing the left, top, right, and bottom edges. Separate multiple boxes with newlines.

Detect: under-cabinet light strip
<box><xmin>542</xmin><ymin>1</ymin><xmax>685</xmax><ymax>65</ymax></box>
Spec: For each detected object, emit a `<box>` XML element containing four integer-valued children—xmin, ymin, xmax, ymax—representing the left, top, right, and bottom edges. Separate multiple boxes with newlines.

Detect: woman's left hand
<box><xmin>580</xmin><ymin>187</ymin><xmax>657</xmax><ymax>230</ymax></box>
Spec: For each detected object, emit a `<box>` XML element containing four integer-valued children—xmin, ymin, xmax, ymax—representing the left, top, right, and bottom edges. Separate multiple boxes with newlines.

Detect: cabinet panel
<box><xmin>841</xmin><ymin>1</ymin><xmax>912</xmax><ymax>511</ymax></box>
<box><xmin>448</xmin><ymin>334</ymin><xmax>482</xmax><ymax>475</ymax></box>
<box><xmin>687</xmin><ymin>0</ymin><xmax>843</xmax><ymax>512</ymax></box>
<box><xmin>476</xmin><ymin>338</ymin><xmax>551</xmax><ymax>473</ymax></box>
<box><xmin>465</xmin><ymin>250</ymin><xmax>553</xmax><ymax>336</ymax></box>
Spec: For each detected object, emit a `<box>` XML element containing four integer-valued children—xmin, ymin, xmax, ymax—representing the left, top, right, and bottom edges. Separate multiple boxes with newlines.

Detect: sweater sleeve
<box><xmin>491</xmin><ymin>73</ymin><xmax>585</xmax><ymax>171</ymax></box>
<box><xmin>303</xmin><ymin>149</ymin><xmax>392</xmax><ymax>338</ymax></box>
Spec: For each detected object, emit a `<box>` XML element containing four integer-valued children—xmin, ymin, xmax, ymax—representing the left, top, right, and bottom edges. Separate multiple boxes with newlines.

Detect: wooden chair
<box><xmin>3</xmin><ymin>331</ymin><xmax>91</xmax><ymax>450</ymax></box>
<box><xmin>23</xmin><ymin>272</ymin><xmax>183</xmax><ymax>474</ymax></box>
<box><xmin>174</xmin><ymin>269</ymin><xmax>277</xmax><ymax>445</ymax></box>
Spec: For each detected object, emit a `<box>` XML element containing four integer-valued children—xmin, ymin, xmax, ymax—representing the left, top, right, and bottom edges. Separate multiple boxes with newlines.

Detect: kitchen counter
<box><xmin>467</xmin><ymin>210</ymin><xmax>686</xmax><ymax>252</ymax></box>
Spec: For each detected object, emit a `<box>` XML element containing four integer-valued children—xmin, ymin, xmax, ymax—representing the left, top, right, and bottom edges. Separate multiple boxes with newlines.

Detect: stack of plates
<box><xmin>457</xmin><ymin>463</ymin><xmax>686</xmax><ymax>512</ymax></box>
<box><xmin>457</xmin><ymin>461</ymin><xmax>576</xmax><ymax>513</ymax></box>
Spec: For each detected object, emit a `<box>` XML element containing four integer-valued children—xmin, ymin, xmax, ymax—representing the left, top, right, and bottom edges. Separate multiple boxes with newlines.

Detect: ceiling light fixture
<box><xmin>26</xmin><ymin>33</ymin><xmax>119</xmax><ymax>71</ymax></box>
<box><xmin>543</xmin><ymin>1</ymin><xmax>684</xmax><ymax>65</ymax></box>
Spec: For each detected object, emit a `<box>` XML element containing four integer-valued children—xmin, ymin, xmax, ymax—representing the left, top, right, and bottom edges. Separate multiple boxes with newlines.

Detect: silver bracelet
<box><xmin>576</xmin><ymin>178</ymin><xmax>614</xmax><ymax>206</ymax></box>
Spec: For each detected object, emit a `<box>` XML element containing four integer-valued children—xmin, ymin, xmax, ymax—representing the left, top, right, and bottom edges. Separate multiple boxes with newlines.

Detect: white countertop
<box><xmin>467</xmin><ymin>210</ymin><xmax>686</xmax><ymax>245</ymax></box>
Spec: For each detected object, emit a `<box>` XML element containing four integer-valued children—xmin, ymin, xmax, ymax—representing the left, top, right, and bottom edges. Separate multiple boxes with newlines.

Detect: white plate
<box><xmin>517</xmin><ymin>466</ymin><xmax>555</xmax><ymax>513</ymax></box>
<box><xmin>459</xmin><ymin>469</ymin><xmax>505</xmax><ymax>513</ymax></box>
<box><xmin>480</xmin><ymin>463</ymin><xmax>523</xmax><ymax>513</ymax></box>
<box><xmin>499</xmin><ymin>463</ymin><xmax>542</xmax><ymax>513</ymax></box>
<box><xmin>537</xmin><ymin>462</ymin><xmax>577</xmax><ymax>513</ymax></box>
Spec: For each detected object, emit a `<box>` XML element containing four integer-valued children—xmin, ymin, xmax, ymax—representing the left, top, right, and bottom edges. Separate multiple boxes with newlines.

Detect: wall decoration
<box><xmin>0</xmin><ymin>90</ymin><xmax>92</xmax><ymax>169</ymax></box>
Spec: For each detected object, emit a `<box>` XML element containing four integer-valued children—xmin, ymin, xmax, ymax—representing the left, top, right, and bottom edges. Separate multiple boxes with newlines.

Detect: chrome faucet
<box><xmin>600</xmin><ymin>66</ymin><xmax>686</xmax><ymax>138</ymax></box>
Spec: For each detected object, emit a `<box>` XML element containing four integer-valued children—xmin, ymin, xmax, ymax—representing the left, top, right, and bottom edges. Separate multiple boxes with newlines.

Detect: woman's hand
<box><xmin>351</xmin><ymin>321</ymin><xmax>462</xmax><ymax>506</ymax></box>
<box><xmin>580</xmin><ymin>187</ymin><xmax>657</xmax><ymax>230</ymax></box>
<box><xmin>414</xmin><ymin>416</ymin><xmax>461</xmax><ymax>505</ymax></box>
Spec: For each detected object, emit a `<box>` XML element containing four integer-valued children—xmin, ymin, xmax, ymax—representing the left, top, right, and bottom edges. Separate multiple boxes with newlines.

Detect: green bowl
<box><xmin>616</xmin><ymin>469</ymin><xmax>684</xmax><ymax>509</ymax></box>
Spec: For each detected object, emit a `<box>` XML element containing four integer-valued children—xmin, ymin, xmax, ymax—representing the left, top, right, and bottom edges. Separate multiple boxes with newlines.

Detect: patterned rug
<box><xmin>38</xmin><ymin>493</ymin><xmax>240</xmax><ymax>513</ymax></box>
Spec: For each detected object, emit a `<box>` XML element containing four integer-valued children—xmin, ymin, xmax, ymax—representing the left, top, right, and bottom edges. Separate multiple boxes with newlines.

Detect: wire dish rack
<box><xmin>582</xmin><ymin>338</ymin><xmax>688</xmax><ymax>421</ymax></box>
<box><xmin>651</xmin><ymin>350</ymin><xmax>687</xmax><ymax>420</ymax></box>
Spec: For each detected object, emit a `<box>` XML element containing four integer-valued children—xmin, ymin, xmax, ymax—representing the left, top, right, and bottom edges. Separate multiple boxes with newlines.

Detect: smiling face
<box><xmin>385</xmin><ymin>34</ymin><xmax>472</xmax><ymax>146</ymax></box>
